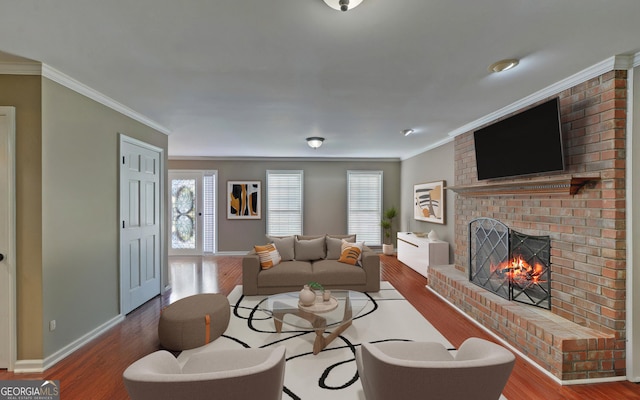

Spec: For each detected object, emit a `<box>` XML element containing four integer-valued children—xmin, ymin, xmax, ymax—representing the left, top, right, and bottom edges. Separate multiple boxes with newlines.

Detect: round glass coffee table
<box><xmin>263</xmin><ymin>290</ymin><xmax>370</xmax><ymax>355</ymax></box>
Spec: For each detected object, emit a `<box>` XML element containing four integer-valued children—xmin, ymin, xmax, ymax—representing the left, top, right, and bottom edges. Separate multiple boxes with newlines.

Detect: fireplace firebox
<box><xmin>469</xmin><ymin>218</ymin><xmax>551</xmax><ymax>309</ymax></box>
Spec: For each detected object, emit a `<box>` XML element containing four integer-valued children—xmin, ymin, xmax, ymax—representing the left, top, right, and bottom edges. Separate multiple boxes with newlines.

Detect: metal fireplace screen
<box><xmin>469</xmin><ymin>218</ymin><xmax>551</xmax><ymax>309</ymax></box>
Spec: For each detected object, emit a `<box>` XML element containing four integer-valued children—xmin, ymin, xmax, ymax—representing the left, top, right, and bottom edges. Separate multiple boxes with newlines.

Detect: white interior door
<box><xmin>169</xmin><ymin>171</ymin><xmax>203</xmax><ymax>255</ymax></box>
<box><xmin>120</xmin><ymin>136</ymin><xmax>162</xmax><ymax>314</ymax></box>
<box><xmin>0</xmin><ymin>107</ymin><xmax>16</xmax><ymax>369</ymax></box>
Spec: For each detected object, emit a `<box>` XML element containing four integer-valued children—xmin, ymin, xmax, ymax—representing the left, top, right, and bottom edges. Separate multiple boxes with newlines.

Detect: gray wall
<box><xmin>400</xmin><ymin>141</ymin><xmax>456</xmax><ymax>261</ymax></box>
<box><xmin>169</xmin><ymin>159</ymin><xmax>401</xmax><ymax>252</ymax></box>
<box><xmin>41</xmin><ymin>78</ymin><xmax>168</xmax><ymax>358</ymax></box>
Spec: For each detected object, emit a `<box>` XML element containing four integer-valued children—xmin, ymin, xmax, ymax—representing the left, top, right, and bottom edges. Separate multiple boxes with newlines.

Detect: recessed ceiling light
<box><xmin>488</xmin><ymin>58</ymin><xmax>520</xmax><ymax>73</ymax></box>
<box><xmin>402</xmin><ymin>129</ymin><xmax>414</xmax><ymax>136</ymax></box>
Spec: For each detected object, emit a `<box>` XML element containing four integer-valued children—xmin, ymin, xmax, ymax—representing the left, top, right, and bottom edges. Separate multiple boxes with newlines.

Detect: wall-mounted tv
<box><xmin>473</xmin><ymin>97</ymin><xmax>565</xmax><ymax>181</ymax></box>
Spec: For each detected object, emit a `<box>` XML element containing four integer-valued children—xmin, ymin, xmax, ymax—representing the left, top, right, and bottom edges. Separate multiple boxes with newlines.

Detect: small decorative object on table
<box><xmin>323</xmin><ymin>290</ymin><xmax>332</xmax><ymax>302</ymax></box>
<box><xmin>298</xmin><ymin>295</ymin><xmax>339</xmax><ymax>313</ymax></box>
<box><xmin>299</xmin><ymin>284</ymin><xmax>316</xmax><ymax>306</ymax></box>
<box><xmin>308</xmin><ymin>281</ymin><xmax>324</xmax><ymax>300</ymax></box>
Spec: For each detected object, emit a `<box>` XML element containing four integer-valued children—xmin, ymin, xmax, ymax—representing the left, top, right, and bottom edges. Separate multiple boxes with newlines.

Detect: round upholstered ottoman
<box><xmin>158</xmin><ymin>293</ymin><xmax>230</xmax><ymax>351</ymax></box>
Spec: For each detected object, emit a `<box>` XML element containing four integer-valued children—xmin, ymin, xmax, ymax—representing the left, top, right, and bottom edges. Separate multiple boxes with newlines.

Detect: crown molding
<box><xmin>41</xmin><ymin>65</ymin><xmax>171</xmax><ymax>135</ymax></box>
<box><xmin>633</xmin><ymin>51</ymin><xmax>640</xmax><ymax>68</ymax></box>
<box><xmin>0</xmin><ymin>61</ymin><xmax>170</xmax><ymax>135</ymax></box>
<box><xmin>168</xmin><ymin>155</ymin><xmax>400</xmax><ymax>162</ymax></box>
<box><xmin>447</xmin><ymin>55</ymin><xmax>632</xmax><ymax>140</ymax></box>
<box><xmin>401</xmin><ymin>136</ymin><xmax>455</xmax><ymax>161</ymax></box>
<box><xmin>0</xmin><ymin>61</ymin><xmax>41</xmax><ymax>75</ymax></box>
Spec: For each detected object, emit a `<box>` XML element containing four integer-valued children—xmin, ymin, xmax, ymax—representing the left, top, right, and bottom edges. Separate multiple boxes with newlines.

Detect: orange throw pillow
<box><xmin>255</xmin><ymin>244</ymin><xmax>282</xmax><ymax>270</ymax></box>
<box><xmin>338</xmin><ymin>240</ymin><xmax>363</xmax><ymax>266</ymax></box>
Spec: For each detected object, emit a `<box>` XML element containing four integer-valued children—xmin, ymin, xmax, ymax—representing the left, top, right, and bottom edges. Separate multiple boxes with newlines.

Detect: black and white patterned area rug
<box><xmin>178</xmin><ymin>282</ymin><xmax>453</xmax><ymax>399</ymax></box>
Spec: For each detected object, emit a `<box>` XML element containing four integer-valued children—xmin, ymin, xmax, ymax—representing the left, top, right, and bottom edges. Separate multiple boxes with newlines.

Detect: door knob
<box><xmin>0</xmin><ymin>253</ymin><xmax>4</xmax><ymax>261</ymax></box>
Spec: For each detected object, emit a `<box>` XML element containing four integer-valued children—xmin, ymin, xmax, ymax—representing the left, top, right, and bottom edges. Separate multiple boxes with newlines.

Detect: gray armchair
<box><xmin>123</xmin><ymin>346</ymin><xmax>286</xmax><ymax>400</ymax></box>
<box><xmin>356</xmin><ymin>337</ymin><xmax>515</xmax><ymax>400</ymax></box>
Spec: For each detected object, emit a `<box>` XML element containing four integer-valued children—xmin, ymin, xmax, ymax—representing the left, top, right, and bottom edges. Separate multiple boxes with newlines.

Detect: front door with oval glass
<box><xmin>169</xmin><ymin>171</ymin><xmax>217</xmax><ymax>255</ymax></box>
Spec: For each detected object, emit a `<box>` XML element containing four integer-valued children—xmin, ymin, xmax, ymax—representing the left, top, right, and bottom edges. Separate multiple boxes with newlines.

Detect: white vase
<box><xmin>382</xmin><ymin>244</ymin><xmax>394</xmax><ymax>255</ymax></box>
<box><xmin>428</xmin><ymin>230</ymin><xmax>438</xmax><ymax>240</ymax></box>
<box><xmin>299</xmin><ymin>285</ymin><xmax>316</xmax><ymax>306</ymax></box>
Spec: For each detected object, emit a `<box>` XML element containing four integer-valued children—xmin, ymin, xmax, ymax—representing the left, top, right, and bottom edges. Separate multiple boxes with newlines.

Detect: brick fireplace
<box><xmin>428</xmin><ymin>70</ymin><xmax>627</xmax><ymax>381</ymax></box>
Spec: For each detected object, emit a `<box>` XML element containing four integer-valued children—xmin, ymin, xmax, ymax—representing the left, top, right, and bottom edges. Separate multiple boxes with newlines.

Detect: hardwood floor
<box><xmin>2</xmin><ymin>254</ymin><xmax>639</xmax><ymax>399</ymax></box>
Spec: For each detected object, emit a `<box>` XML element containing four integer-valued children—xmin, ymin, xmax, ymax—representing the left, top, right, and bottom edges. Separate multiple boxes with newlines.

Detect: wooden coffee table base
<box><xmin>272</xmin><ymin>296</ymin><xmax>353</xmax><ymax>355</ymax></box>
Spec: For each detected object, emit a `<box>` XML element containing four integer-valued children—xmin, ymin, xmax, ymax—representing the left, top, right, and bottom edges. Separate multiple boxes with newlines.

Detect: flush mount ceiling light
<box><xmin>402</xmin><ymin>128</ymin><xmax>415</xmax><ymax>137</ymax></box>
<box><xmin>306</xmin><ymin>137</ymin><xmax>325</xmax><ymax>149</ymax></box>
<box><xmin>322</xmin><ymin>0</ymin><xmax>364</xmax><ymax>12</ymax></box>
<box><xmin>488</xmin><ymin>58</ymin><xmax>520</xmax><ymax>73</ymax></box>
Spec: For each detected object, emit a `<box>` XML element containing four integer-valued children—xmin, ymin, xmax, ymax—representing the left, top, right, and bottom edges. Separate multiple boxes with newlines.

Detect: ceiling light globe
<box><xmin>306</xmin><ymin>137</ymin><xmax>325</xmax><ymax>149</ymax></box>
<box><xmin>323</xmin><ymin>0</ymin><xmax>364</xmax><ymax>12</ymax></box>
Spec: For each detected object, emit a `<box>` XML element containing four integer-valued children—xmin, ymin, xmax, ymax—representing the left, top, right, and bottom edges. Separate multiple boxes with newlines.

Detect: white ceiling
<box><xmin>1</xmin><ymin>0</ymin><xmax>639</xmax><ymax>159</ymax></box>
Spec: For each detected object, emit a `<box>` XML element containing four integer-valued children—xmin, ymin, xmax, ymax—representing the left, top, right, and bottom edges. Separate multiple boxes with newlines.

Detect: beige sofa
<box><xmin>242</xmin><ymin>234</ymin><xmax>380</xmax><ymax>295</ymax></box>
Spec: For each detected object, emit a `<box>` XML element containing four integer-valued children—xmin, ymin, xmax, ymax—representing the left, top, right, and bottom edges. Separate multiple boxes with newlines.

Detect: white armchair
<box><xmin>123</xmin><ymin>346</ymin><xmax>286</xmax><ymax>400</ymax></box>
<box><xmin>356</xmin><ymin>337</ymin><xmax>515</xmax><ymax>400</ymax></box>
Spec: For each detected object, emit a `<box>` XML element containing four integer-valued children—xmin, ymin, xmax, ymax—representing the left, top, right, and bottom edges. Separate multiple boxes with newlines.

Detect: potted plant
<box><xmin>381</xmin><ymin>206</ymin><xmax>397</xmax><ymax>255</ymax></box>
<box><xmin>308</xmin><ymin>281</ymin><xmax>332</xmax><ymax>301</ymax></box>
<box><xmin>307</xmin><ymin>281</ymin><xmax>324</xmax><ymax>292</ymax></box>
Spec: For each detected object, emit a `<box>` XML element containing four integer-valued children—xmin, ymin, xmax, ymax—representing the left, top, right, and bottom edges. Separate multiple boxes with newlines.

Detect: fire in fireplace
<box><xmin>469</xmin><ymin>218</ymin><xmax>551</xmax><ymax>309</ymax></box>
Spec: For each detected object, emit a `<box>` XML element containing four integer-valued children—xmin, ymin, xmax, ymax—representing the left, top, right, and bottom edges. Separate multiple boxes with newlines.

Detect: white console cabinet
<box><xmin>397</xmin><ymin>232</ymin><xmax>449</xmax><ymax>278</ymax></box>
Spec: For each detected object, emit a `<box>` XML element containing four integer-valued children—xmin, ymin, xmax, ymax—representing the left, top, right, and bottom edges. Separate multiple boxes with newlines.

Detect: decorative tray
<box><xmin>298</xmin><ymin>296</ymin><xmax>338</xmax><ymax>313</ymax></box>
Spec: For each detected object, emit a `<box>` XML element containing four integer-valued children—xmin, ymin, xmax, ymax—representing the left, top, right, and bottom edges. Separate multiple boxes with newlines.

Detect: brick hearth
<box><xmin>429</xmin><ymin>265</ymin><xmax>616</xmax><ymax>380</ymax></box>
<box><xmin>432</xmin><ymin>70</ymin><xmax>627</xmax><ymax>381</ymax></box>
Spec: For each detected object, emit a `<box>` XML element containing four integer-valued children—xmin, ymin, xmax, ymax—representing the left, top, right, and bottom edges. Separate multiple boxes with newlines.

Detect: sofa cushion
<box><xmin>258</xmin><ymin>261</ymin><xmax>313</xmax><ymax>287</ymax></box>
<box><xmin>327</xmin><ymin>234</ymin><xmax>357</xmax><ymax>240</ymax></box>
<box><xmin>254</xmin><ymin>244</ymin><xmax>281</xmax><ymax>269</ymax></box>
<box><xmin>266</xmin><ymin>235</ymin><xmax>295</xmax><ymax>261</ymax></box>
<box><xmin>326</xmin><ymin>235</ymin><xmax>357</xmax><ymax>259</ymax></box>
<box><xmin>311</xmin><ymin>260</ymin><xmax>367</xmax><ymax>285</ymax></box>
<box><xmin>297</xmin><ymin>234</ymin><xmax>326</xmax><ymax>241</ymax></box>
<box><xmin>295</xmin><ymin>236</ymin><xmax>326</xmax><ymax>260</ymax></box>
<box><xmin>338</xmin><ymin>240</ymin><xmax>364</xmax><ymax>266</ymax></box>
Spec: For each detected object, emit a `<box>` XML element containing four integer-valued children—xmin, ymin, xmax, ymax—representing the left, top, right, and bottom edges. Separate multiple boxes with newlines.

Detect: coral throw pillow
<box><xmin>255</xmin><ymin>244</ymin><xmax>282</xmax><ymax>270</ymax></box>
<box><xmin>338</xmin><ymin>240</ymin><xmax>364</xmax><ymax>266</ymax></box>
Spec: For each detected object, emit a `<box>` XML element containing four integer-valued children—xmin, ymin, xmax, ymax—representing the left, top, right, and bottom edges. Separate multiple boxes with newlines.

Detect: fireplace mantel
<box><xmin>446</xmin><ymin>176</ymin><xmax>599</xmax><ymax>197</ymax></box>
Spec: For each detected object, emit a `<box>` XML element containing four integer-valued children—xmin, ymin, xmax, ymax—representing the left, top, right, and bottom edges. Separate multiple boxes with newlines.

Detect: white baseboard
<box><xmin>13</xmin><ymin>359</ymin><xmax>45</xmax><ymax>374</ymax></box>
<box><xmin>13</xmin><ymin>314</ymin><xmax>125</xmax><ymax>373</ymax></box>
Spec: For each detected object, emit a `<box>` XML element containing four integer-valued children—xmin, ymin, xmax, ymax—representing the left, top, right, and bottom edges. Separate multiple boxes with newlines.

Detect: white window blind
<box><xmin>267</xmin><ymin>170</ymin><xmax>303</xmax><ymax>236</ymax></box>
<box><xmin>348</xmin><ymin>171</ymin><xmax>382</xmax><ymax>246</ymax></box>
<box><xmin>203</xmin><ymin>171</ymin><xmax>216</xmax><ymax>253</ymax></box>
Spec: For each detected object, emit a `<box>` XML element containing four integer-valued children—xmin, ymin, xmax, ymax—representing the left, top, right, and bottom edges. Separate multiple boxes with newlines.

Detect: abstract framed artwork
<box><xmin>227</xmin><ymin>181</ymin><xmax>261</xmax><ymax>219</ymax></box>
<box><xmin>414</xmin><ymin>180</ymin><xmax>445</xmax><ymax>224</ymax></box>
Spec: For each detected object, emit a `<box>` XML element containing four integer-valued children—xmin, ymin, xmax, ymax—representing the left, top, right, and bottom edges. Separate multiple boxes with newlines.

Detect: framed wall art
<box><xmin>414</xmin><ymin>180</ymin><xmax>445</xmax><ymax>224</ymax></box>
<box><xmin>227</xmin><ymin>181</ymin><xmax>261</xmax><ymax>219</ymax></box>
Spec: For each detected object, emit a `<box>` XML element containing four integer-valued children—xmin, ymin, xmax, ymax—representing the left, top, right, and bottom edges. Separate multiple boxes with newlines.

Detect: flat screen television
<box><xmin>473</xmin><ymin>97</ymin><xmax>565</xmax><ymax>181</ymax></box>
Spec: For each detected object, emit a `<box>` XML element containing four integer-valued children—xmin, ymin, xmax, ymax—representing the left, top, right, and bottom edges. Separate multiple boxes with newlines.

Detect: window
<box><xmin>203</xmin><ymin>172</ymin><xmax>216</xmax><ymax>253</ymax></box>
<box><xmin>266</xmin><ymin>170</ymin><xmax>303</xmax><ymax>236</ymax></box>
<box><xmin>348</xmin><ymin>171</ymin><xmax>383</xmax><ymax>246</ymax></box>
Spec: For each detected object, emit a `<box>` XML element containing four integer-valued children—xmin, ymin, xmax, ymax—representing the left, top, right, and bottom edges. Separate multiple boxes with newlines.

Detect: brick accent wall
<box><xmin>449</xmin><ymin>70</ymin><xmax>627</xmax><ymax>379</ymax></box>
